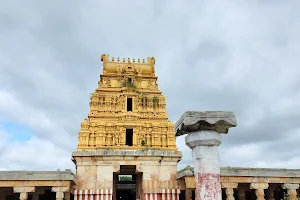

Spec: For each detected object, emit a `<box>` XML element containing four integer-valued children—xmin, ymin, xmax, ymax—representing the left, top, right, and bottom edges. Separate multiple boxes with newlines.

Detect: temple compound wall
<box><xmin>0</xmin><ymin>170</ymin><xmax>76</xmax><ymax>200</ymax></box>
<box><xmin>177</xmin><ymin>166</ymin><xmax>300</xmax><ymax>200</ymax></box>
<box><xmin>1</xmin><ymin>168</ymin><xmax>300</xmax><ymax>200</ymax></box>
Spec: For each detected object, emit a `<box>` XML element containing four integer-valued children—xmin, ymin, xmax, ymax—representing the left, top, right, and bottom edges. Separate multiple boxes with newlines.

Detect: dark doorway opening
<box><xmin>39</xmin><ymin>189</ymin><xmax>56</xmax><ymax>200</ymax></box>
<box><xmin>126</xmin><ymin>129</ymin><xmax>133</xmax><ymax>146</ymax></box>
<box><xmin>116</xmin><ymin>189</ymin><xmax>135</xmax><ymax>200</ymax></box>
<box><xmin>127</xmin><ymin>98</ymin><xmax>133</xmax><ymax>111</ymax></box>
<box><xmin>113</xmin><ymin>166</ymin><xmax>143</xmax><ymax>200</ymax></box>
<box><xmin>116</xmin><ymin>174</ymin><xmax>135</xmax><ymax>200</ymax></box>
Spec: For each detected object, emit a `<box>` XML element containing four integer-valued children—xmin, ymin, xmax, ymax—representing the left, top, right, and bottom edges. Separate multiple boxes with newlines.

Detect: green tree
<box><xmin>119</xmin><ymin>176</ymin><xmax>132</xmax><ymax>181</ymax></box>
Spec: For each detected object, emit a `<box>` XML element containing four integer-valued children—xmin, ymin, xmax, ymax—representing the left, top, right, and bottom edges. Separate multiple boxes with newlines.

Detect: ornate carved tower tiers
<box><xmin>72</xmin><ymin>54</ymin><xmax>182</xmax><ymax>200</ymax></box>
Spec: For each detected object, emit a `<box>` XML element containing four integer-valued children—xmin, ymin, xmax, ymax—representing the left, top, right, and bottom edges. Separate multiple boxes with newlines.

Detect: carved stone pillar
<box><xmin>222</xmin><ymin>183</ymin><xmax>238</xmax><ymax>200</ymax></box>
<box><xmin>185</xmin><ymin>189</ymin><xmax>193</xmax><ymax>200</ymax></box>
<box><xmin>266</xmin><ymin>184</ymin><xmax>276</xmax><ymax>200</ymax></box>
<box><xmin>268</xmin><ymin>191</ymin><xmax>275</xmax><ymax>200</ymax></box>
<box><xmin>64</xmin><ymin>192</ymin><xmax>71</xmax><ymax>200</ymax></box>
<box><xmin>282</xmin><ymin>183</ymin><xmax>300</xmax><ymax>200</ymax></box>
<box><xmin>237</xmin><ymin>187</ymin><xmax>246</xmax><ymax>200</ymax></box>
<box><xmin>13</xmin><ymin>187</ymin><xmax>35</xmax><ymax>200</ymax></box>
<box><xmin>175</xmin><ymin>111</ymin><xmax>237</xmax><ymax>200</ymax></box>
<box><xmin>250</xmin><ymin>183</ymin><xmax>268</xmax><ymax>200</ymax></box>
<box><xmin>32</xmin><ymin>187</ymin><xmax>44</xmax><ymax>200</ymax></box>
<box><xmin>52</xmin><ymin>187</ymin><xmax>70</xmax><ymax>200</ymax></box>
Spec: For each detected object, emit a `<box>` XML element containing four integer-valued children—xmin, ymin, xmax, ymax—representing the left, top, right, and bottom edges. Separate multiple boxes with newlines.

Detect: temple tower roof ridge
<box><xmin>101</xmin><ymin>53</ymin><xmax>155</xmax><ymax>65</ymax></box>
<box><xmin>100</xmin><ymin>53</ymin><xmax>156</xmax><ymax>76</ymax></box>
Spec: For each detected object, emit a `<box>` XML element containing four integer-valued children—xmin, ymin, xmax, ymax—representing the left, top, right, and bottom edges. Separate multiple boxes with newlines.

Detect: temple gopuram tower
<box><xmin>72</xmin><ymin>54</ymin><xmax>182</xmax><ymax>200</ymax></box>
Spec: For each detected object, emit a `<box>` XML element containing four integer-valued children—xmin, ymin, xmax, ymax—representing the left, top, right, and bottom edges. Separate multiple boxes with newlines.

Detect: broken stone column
<box><xmin>175</xmin><ymin>111</ymin><xmax>237</xmax><ymax>200</ymax></box>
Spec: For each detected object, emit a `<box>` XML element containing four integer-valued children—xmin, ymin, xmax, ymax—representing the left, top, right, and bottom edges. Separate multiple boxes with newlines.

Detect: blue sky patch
<box><xmin>1</xmin><ymin>121</ymin><xmax>33</xmax><ymax>142</ymax></box>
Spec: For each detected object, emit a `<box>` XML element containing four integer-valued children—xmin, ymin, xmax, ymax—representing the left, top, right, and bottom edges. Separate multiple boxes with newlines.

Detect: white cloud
<box><xmin>0</xmin><ymin>135</ymin><xmax>74</xmax><ymax>171</ymax></box>
<box><xmin>0</xmin><ymin>0</ymin><xmax>300</xmax><ymax>171</ymax></box>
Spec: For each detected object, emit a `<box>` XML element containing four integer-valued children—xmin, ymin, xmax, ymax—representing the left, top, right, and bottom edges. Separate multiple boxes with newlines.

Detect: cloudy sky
<box><xmin>0</xmin><ymin>1</ymin><xmax>300</xmax><ymax>172</ymax></box>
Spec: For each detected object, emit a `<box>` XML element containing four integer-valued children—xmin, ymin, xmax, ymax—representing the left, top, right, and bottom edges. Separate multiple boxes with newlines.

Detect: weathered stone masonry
<box><xmin>177</xmin><ymin>166</ymin><xmax>300</xmax><ymax>200</ymax></box>
<box><xmin>0</xmin><ymin>170</ymin><xmax>76</xmax><ymax>200</ymax></box>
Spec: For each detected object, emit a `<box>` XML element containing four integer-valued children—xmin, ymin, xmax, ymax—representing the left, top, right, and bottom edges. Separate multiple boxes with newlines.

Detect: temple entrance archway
<box><xmin>113</xmin><ymin>165</ymin><xmax>143</xmax><ymax>200</ymax></box>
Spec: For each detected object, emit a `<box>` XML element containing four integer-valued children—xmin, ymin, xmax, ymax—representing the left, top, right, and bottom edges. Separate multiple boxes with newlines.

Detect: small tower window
<box><xmin>127</xmin><ymin>98</ymin><xmax>133</xmax><ymax>111</ymax></box>
<box><xmin>126</xmin><ymin>129</ymin><xmax>133</xmax><ymax>146</ymax></box>
<box><xmin>128</xmin><ymin>78</ymin><xmax>132</xmax><ymax>83</ymax></box>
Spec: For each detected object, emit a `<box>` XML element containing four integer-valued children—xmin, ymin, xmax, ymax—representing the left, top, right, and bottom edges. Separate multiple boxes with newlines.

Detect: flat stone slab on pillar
<box><xmin>175</xmin><ymin>111</ymin><xmax>237</xmax><ymax>136</ymax></box>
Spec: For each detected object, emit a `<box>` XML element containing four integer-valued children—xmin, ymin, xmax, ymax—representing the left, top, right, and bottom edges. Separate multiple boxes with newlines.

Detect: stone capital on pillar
<box><xmin>250</xmin><ymin>183</ymin><xmax>268</xmax><ymax>200</ymax></box>
<box><xmin>175</xmin><ymin>111</ymin><xmax>237</xmax><ymax>137</ymax></box>
<box><xmin>282</xmin><ymin>183</ymin><xmax>299</xmax><ymax>190</ymax></box>
<box><xmin>222</xmin><ymin>183</ymin><xmax>238</xmax><ymax>200</ymax></box>
<box><xmin>13</xmin><ymin>187</ymin><xmax>35</xmax><ymax>200</ymax></box>
<box><xmin>250</xmin><ymin>183</ymin><xmax>269</xmax><ymax>190</ymax></box>
<box><xmin>13</xmin><ymin>187</ymin><xmax>36</xmax><ymax>193</ymax></box>
<box><xmin>52</xmin><ymin>187</ymin><xmax>70</xmax><ymax>200</ymax></box>
<box><xmin>175</xmin><ymin>111</ymin><xmax>237</xmax><ymax>200</ymax></box>
<box><xmin>282</xmin><ymin>184</ymin><xmax>299</xmax><ymax>200</ymax></box>
<box><xmin>221</xmin><ymin>183</ymin><xmax>238</xmax><ymax>189</ymax></box>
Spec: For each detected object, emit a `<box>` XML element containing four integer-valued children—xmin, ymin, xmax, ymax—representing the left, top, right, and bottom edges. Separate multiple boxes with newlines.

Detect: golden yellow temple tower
<box><xmin>72</xmin><ymin>54</ymin><xmax>182</xmax><ymax>200</ymax></box>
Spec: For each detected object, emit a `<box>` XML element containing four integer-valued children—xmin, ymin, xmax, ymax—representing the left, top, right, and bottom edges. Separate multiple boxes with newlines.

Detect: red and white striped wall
<box><xmin>74</xmin><ymin>189</ymin><xmax>180</xmax><ymax>200</ymax></box>
<box><xmin>144</xmin><ymin>189</ymin><xmax>181</xmax><ymax>200</ymax></box>
<box><xmin>74</xmin><ymin>189</ymin><xmax>113</xmax><ymax>200</ymax></box>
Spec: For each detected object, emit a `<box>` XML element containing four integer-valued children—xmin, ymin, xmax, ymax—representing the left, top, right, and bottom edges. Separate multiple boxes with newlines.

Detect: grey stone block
<box><xmin>176</xmin><ymin>166</ymin><xmax>300</xmax><ymax>179</ymax></box>
<box><xmin>72</xmin><ymin>149</ymin><xmax>182</xmax><ymax>158</ymax></box>
<box><xmin>0</xmin><ymin>170</ymin><xmax>76</xmax><ymax>183</ymax></box>
<box><xmin>175</xmin><ymin>111</ymin><xmax>237</xmax><ymax>136</ymax></box>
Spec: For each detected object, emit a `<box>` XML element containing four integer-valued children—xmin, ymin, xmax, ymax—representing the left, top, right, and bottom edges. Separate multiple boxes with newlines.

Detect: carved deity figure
<box><xmin>141</xmin><ymin>126</ymin><xmax>146</xmax><ymax>138</ymax></box>
<box><xmin>167</xmin><ymin>135</ymin><xmax>176</xmax><ymax>147</ymax></box>
<box><xmin>114</xmin><ymin>96</ymin><xmax>119</xmax><ymax>111</ymax></box>
<box><xmin>79</xmin><ymin>132</ymin><xmax>89</xmax><ymax>147</ymax></box>
<box><xmin>96</xmin><ymin>132</ymin><xmax>103</xmax><ymax>147</ymax></box>
<box><xmin>120</xmin><ymin>133</ymin><xmax>124</xmax><ymax>145</ymax></box>
<box><xmin>153</xmin><ymin>133</ymin><xmax>159</xmax><ymax>147</ymax></box>
<box><xmin>115</xmin><ymin>132</ymin><xmax>120</xmax><ymax>145</ymax></box>
<box><xmin>146</xmin><ymin>134</ymin><xmax>151</xmax><ymax>146</ymax></box>
<box><xmin>78</xmin><ymin>133</ymin><xmax>86</xmax><ymax>148</ymax></box>
<box><xmin>81</xmin><ymin>119</ymin><xmax>89</xmax><ymax>130</ymax></box>
<box><xmin>104</xmin><ymin>78</ymin><xmax>111</xmax><ymax>87</ymax></box>
<box><xmin>120</xmin><ymin>95</ymin><xmax>126</xmax><ymax>110</ymax></box>
<box><xmin>136</xmin><ymin>130</ymin><xmax>141</xmax><ymax>146</ymax></box>
<box><xmin>106</xmin><ymin>133</ymin><xmax>113</xmax><ymax>146</ymax></box>
<box><xmin>119</xmin><ymin>127</ymin><xmax>126</xmax><ymax>145</ymax></box>
<box><xmin>89</xmin><ymin>133</ymin><xmax>95</xmax><ymax>147</ymax></box>
<box><xmin>148</xmin><ymin>80</ymin><xmax>154</xmax><ymax>89</ymax></box>
<box><xmin>161</xmin><ymin>134</ymin><xmax>167</xmax><ymax>147</ymax></box>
